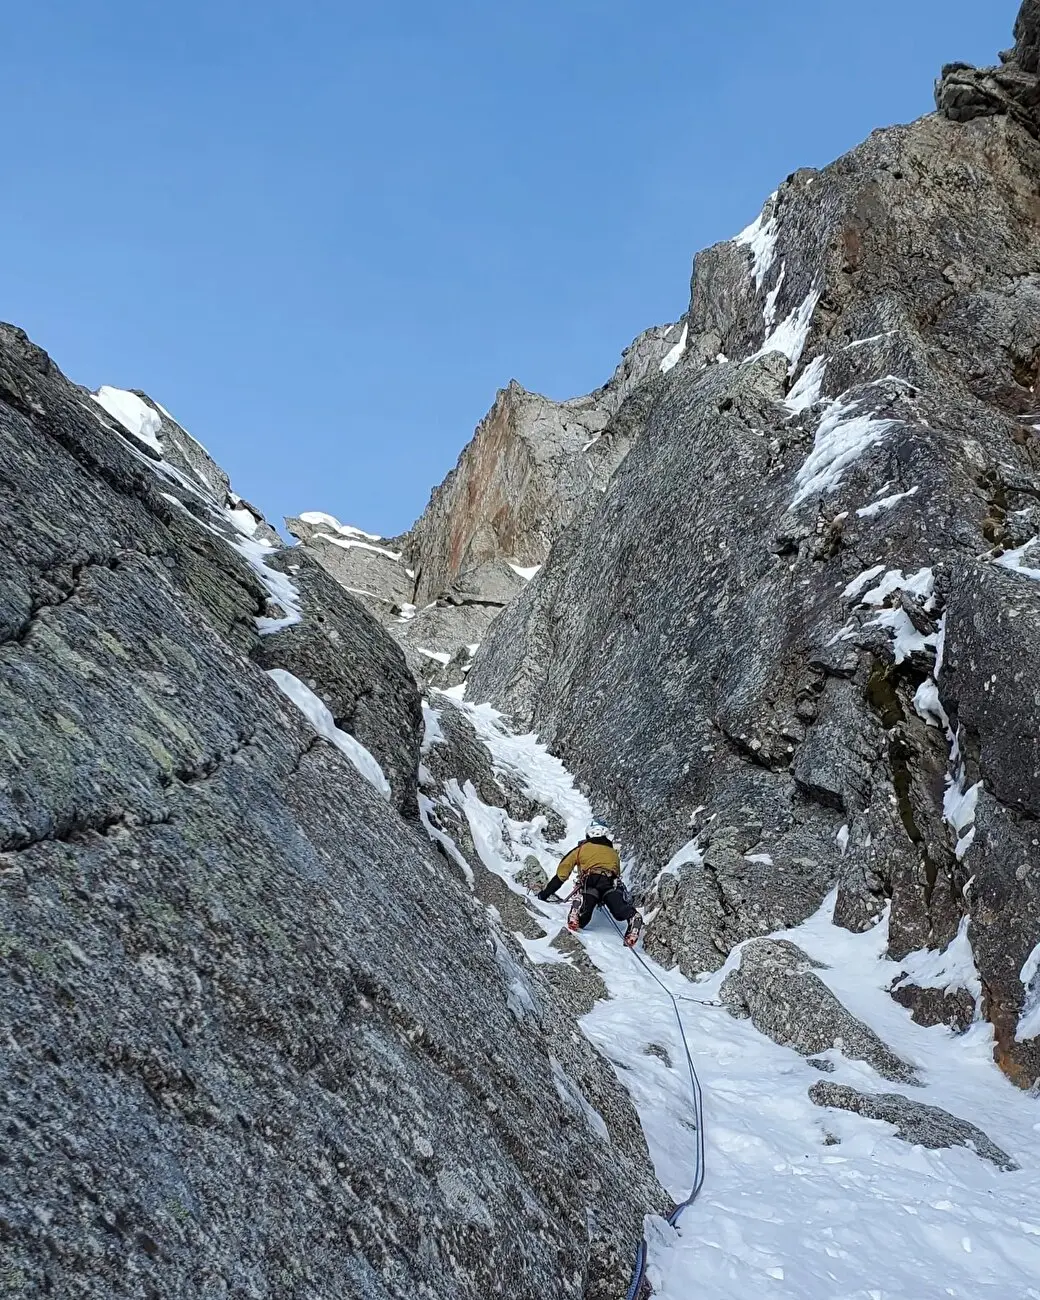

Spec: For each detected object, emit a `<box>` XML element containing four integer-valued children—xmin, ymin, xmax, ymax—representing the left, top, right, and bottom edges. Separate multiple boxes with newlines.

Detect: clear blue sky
<box><xmin>3</xmin><ymin>2</ymin><xmax>1016</xmax><ymax>535</ymax></box>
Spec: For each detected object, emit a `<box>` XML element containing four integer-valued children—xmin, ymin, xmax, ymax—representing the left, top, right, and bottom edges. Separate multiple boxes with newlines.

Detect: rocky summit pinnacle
<box><xmin>287</xmin><ymin>321</ymin><xmax>681</xmax><ymax>689</ymax></box>
<box><xmin>4</xmin><ymin>4</ymin><xmax>1040</xmax><ymax>1298</ymax></box>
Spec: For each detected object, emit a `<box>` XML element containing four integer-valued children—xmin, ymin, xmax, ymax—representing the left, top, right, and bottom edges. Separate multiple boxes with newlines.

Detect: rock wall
<box><xmin>290</xmin><ymin>323</ymin><xmax>680</xmax><ymax>685</ymax></box>
<box><xmin>470</xmin><ymin>10</ymin><xmax>1040</xmax><ymax>1088</ymax></box>
<box><xmin>0</xmin><ymin>324</ymin><xmax>662</xmax><ymax>1298</ymax></box>
<box><xmin>407</xmin><ymin>320</ymin><xmax>678</xmax><ymax>608</ymax></box>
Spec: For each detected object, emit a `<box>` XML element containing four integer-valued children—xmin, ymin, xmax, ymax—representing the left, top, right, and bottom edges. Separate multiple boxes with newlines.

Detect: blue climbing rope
<box><xmin>605</xmin><ymin>914</ymin><xmax>706</xmax><ymax>1300</ymax></box>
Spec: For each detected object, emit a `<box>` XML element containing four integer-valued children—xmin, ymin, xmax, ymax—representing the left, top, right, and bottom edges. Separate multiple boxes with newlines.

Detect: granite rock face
<box><xmin>720</xmin><ymin>941</ymin><xmax>920</xmax><ymax>1084</ymax></box>
<box><xmin>936</xmin><ymin>1</ymin><xmax>1040</xmax><ymax>138</ymax></box>
<box><xmin>0</xmin><ymin>324</ymin><xmax>662</xmax><ymax>1298</ymax></box>
<box><xmin>889</xmin><ymin>981</ymin><xmax>976</xmax><ymax>1034</ymax></box>
<box><xmin>291</xmin><ymin>324</ymin><xmax>680</xmax><ymax>685</ymax></box>
<box><xmin>406</xmin><ymin>326</ymin><xmax>678</xmax><ymax>610</ymax></box>
<box><xmin>470</xmin><ymin>6</ymin><xmax>1040</xmax><ymax>1086</ymax></box>
<box><xmin>809</xmin><ymin>1082</ymin><xmax>1018</xmax><ymax>1171</ymax></box>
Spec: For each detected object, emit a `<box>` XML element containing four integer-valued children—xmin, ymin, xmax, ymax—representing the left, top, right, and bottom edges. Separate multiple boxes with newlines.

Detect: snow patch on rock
<box><xmin>790</xmin><ymin>398</ymin><xmax>898</xmax><ymax>508</ymax></box>
<box><xmin>659</xmin><ymin>323</ymin><xmax>689</xmax><ymax>374</ymax></box>
<box><xmin>734</xmin><ymin>194</ymin><xmax>779</xmax><ymax>289</ymax></box>
<box><xmin>784</xmin><ymin>355</ymin><xmax>828</xmax><ymax>414</ymax></box>
<box><xmin>267</xmin><ymin>668</ymin><xmax>391</xmax><ymax>797</ymax></box>
<box><xmin>857</xmin><ymin>486</ymin><xmax>919</xmax><ymax>518</ymax></box>
<box><xmin>92</xmin><ymin>386</ymin><xmax>163</xmax><ymax>453</ymax></box>
<box><xmin>753</xmin><ymin>286</ymin><xmax>822</xmax><ymax>371</ymax></box>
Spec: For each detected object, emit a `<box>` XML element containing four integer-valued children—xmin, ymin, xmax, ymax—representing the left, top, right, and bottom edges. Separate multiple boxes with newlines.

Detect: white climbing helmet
<box><xmin>586</xmin><ymin>820</ymin><xmax>612</xmax><ymax>842</ymax></box>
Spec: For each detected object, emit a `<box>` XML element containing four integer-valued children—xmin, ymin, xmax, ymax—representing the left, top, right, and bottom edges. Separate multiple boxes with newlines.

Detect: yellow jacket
<box><xmin>553</xmin><ymin>839</ymin><xmax>621</xmax><ymax>883</ymax></box>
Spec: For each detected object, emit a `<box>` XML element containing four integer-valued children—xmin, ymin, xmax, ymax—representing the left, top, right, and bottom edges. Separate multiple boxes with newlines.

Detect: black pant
<box><xmin>574</xmin><ymin>872</ymin><xmax>636</xmax><ymax>929</ymax></box>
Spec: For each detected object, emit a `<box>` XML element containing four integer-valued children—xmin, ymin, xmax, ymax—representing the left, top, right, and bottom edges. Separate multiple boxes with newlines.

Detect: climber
<box><xmin>535</xmin><ymin>821</ymin><xmax>643</xmax><ymax>947</ymax></box>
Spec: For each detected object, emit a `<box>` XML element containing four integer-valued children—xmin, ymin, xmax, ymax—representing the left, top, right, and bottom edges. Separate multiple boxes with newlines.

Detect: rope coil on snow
<box><xmin>604</xmin><ymin>915</ymin><xmax>706</xmax><ymax>1300</ymax></box>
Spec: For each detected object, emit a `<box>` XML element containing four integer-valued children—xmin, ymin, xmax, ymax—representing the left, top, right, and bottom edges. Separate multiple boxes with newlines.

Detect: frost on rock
<box><xmin>996</xmin><ymin>537</ymin><xmax>1040</xmax><ymax>582</ymax></box>
<box><xmin>659</xmin><ymin>323</ymin><xmax>688</xmax><ymax>374</ymax></box>
<box><xmin>92</xmin><ymin>386</ymin><xmax>163</xmax><ymax>453</ymax></box>
<box><xmin>267</xmin><ymin>668</ymin><xmax>392</xmax><ymax>798</ymax></box>
<box><xmin>1017</xmin><ymin>943</ymin><xmax>1040</xmax><ymax>1042</ymax></box>
<box><xmin>751</xmin><ymin>287</ymin><xmax>822</xmax><ymax>371</ymax></box>
<box><xmin>549</xmin><ymin>1055</ymin><xmax>610</xmax><ymax>1144</ymax></box>
<box><xmin>492</xmin><ymin>934</ymin><xmax>540</xmax><ymax>1023</ymax></box>
<box><xmin>790</xmin><ymin>398</ymin><xmax>898</xmax><ymax>507</ymax></box>
<box><xmin>896</xmin><ymin>917</ymin><xmax>982</xmax><ymax>1006</ymax></box>
<box><xmin>733</xmin><ymin>193</ymin><xmax>779</xmax><ymax>289</ymax></box>
<box><xmin>856</xmin><ymin>486</ymin><xmax>920</xmax><ymax>518</ymax></box>
<box><xmin>784</xmin><ymin>354</ymin><xmax>828</xmax><ymax>414</ymax></box>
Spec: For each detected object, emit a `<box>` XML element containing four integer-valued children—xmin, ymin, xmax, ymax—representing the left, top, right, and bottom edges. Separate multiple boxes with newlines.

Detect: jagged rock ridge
<box><xmin>289</xmin><ymin>323</ymin><xmax>681</xmax><ymax>687</ymax></box>
<box><xmin>470</xmin><ymin>5</ymin><xmax>1040</xmax><ymax>1089</ymax></box>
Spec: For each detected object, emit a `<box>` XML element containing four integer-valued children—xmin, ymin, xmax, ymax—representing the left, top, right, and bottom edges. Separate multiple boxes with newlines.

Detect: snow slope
<box><xmin>425</xmin><ymin>696</ymin><xmax>1040</xmax><ymax>1300</ymax></box>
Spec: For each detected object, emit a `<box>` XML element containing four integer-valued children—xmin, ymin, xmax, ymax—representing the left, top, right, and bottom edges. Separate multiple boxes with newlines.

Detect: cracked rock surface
<box><xmin>0</xmin><ymin>323</ymin><xmax>663</xmax><ymax>1299</ymax></box>
<box><xmin>290</xmin><ymin>324</ymin><xmax>680</xmax><ymax>686</ymax></box>
<box><xmin>470</xmin><ymin>6</ymin><xmax>1040</xmax><ymax>1087</ymax></box>
<box><xmin>720</xmin><ymin>940</ymin><xmax>921</xmax><ymax>1085</ymax></box>
<box><xmin>809</xmin><ymin>1082</ymin><xmax>1018</xmax><ymax>1171</ymax></box>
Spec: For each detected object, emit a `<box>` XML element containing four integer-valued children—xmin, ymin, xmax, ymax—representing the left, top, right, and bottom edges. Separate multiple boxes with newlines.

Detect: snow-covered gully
<box><xmin>423</xmin><ymin>696</ymin><xmax>1040</xmax><ymax>1300</ymax></box>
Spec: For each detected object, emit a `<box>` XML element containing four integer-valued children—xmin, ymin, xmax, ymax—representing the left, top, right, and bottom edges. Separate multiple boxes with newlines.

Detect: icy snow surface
<box><xmin>267</xmin><ymin>669</ymin><xmax>391</xmax><ymax>797</ymax></box>
<box><xmin>660</xmin><ymin>323</ymin><xmax>689</xmax><ymax>374</ymax></box>
<box><xmin>784</xmin><ymin>355</ymin><xmax>828</xmax><ymax>414</ymax></box>
<box><xmin>420</xmin><ymin>695</ymin><xmax>1040</xmax><ymax>1299</ymax></box>
<box><xmin>857</xmin><ymin>486</ymin><xmax>919</xmax><ymax>518</ymax></box>
<box><xmin>92</xmin><ymin>386</ymin><xmax>163</xmax><ymax>453</ymax></box>
<box><xmin>228</xmin><ymin>504</ymin><xmax>259</xmax><ymax>536</ymax></box>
